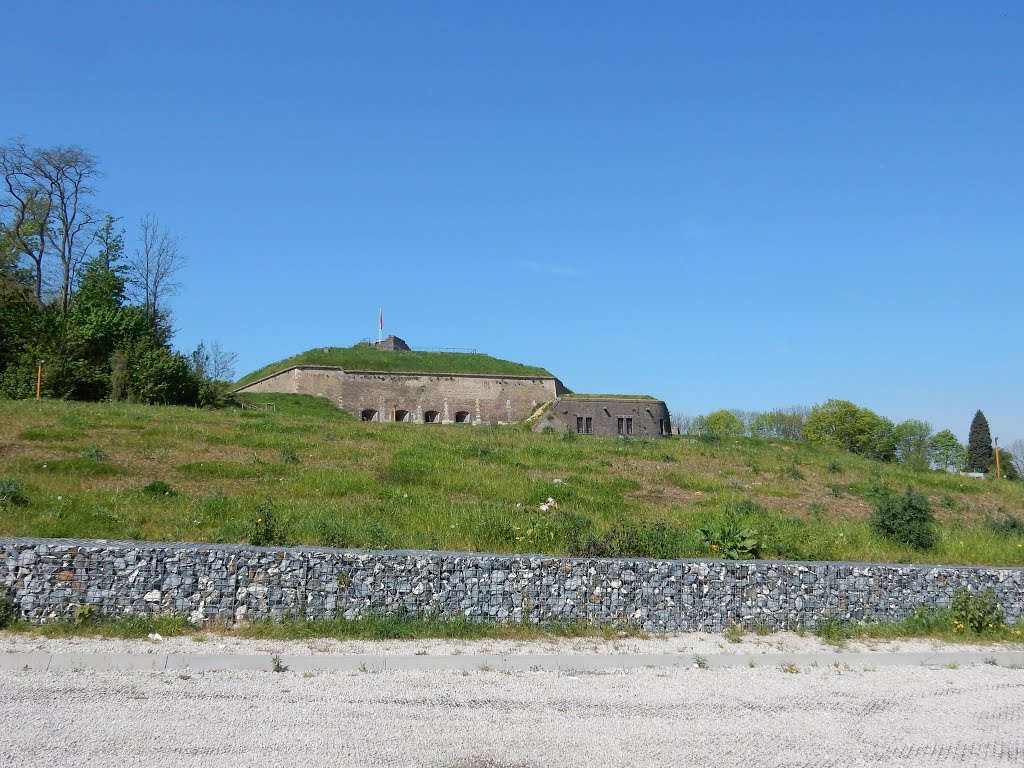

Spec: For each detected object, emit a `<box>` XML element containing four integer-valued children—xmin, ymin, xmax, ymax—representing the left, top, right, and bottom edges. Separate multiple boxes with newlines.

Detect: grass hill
<box><xmin>235</xmin><ymin>344</ymin><xmax>554</xmax><ymax>387</ymax></box>
<box><xmin>1</xmin><ymin>395</ymin><xmax>1022</xmax><ymax>566</ymax></box>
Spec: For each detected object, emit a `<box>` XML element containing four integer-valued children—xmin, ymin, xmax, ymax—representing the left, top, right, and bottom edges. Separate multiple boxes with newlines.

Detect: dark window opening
<box><xmin>361</xmin><ymin>410</ymin><xmax>378</xmax><ymax>422</ymax></box>
<box><xmin>576</xmin><ymin>416</ymin><xmax>584</xmax><ymax>433</ymax></box>
<box><xmin>576</xmin><ymin>416</ymin><xmax>594</xmax><ymax>434</ymax></box>
<box><xmin>586</xmin><ymin>417</ymin><xmax>593</xmax><ymax>434</ymax></box>
<box><xmin>617</xmin><ymin>417</ymin><xmax>633</xmax><ymax>436</ymax></box>
<box><xmin>455</xmin><ymin>411</ymin><xmax>471</xmax><ymax>423</ymax></box>
<box><xmin>424</xmin><ymin>410</ymin><xmax>440</xmax><ymax>423</ymax></box>
<box><xmin>394</xmin><ymin>409</ymin><xmax>410</xmax><ymax>422</ymax></box>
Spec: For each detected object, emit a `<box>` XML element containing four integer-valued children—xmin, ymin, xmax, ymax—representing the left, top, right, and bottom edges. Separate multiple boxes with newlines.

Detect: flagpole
<box><xmin>377</xmin><ymin>307</ymin><xmax>383</xmax><ymax>344</ymax></box>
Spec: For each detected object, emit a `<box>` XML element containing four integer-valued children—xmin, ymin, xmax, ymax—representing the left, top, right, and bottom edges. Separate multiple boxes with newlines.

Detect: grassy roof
<box><xmin>235</xmin><ymin>344</ymin><xmax>553</xmax><ymax>387</ymax></box>
<box><xmin>561</xmin><ymin>393</ymin><xmax>657</xmax><ymax>401</ymax></box>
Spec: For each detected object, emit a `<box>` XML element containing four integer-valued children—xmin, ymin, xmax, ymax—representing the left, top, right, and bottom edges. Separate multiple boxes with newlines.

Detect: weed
<box><xmin>724</xmin><ymin>625</ymin><xmax>744</xmax><ymax>644</ymax></box>
<box><xmin>694</xmin><ymin>655</ymin><xmax>709</xmax><ymax>669</ymax></box>
<box><xmin>780</xmin><ymin>663</ymin><xmax>800</xmax><ymax>673</ymax></box>
<box><xmin>248</xmin><ymin>497</ymin><xmax>288</xmax><ymax>547</ymax></box>
<box><xmin>753</xmin><ymin>621</ymin><xmax>772</xmax><ymax>636</ymax></box>
<box><xmin>74</xmin><ymin>605</ymin><xmax>99</xmax><ymax>625</ymax></box>
<box><xmin>271</xmin><ymin>654</ymin><xmax>288</xmax><ymax>673</ymax></box>
<box><xmin>142</xmin><ymin>480</ymin><xmax>176</xmax><ymax>497</ymax></box>
<box><xmin>698</xmin><ymin>514</ymin><xmax>759</xmax><ymax>560</ymax></box>
<box><xmin>82</xmin><ymin>446</ymin><xmax>109</xmax><ymax>462</ymax></box>
<box><xmin>827</xmin><ymin>460</ymin><xmax>843</xmax><ymax>475</ymax></box>
<box><xmin>807</xmin><ymin>502</ymin><xmax>827</xmax><ymax>521</ymax></box>
<box><xmin>783</xmin><ymin>464</ymin><xmax>804</xmax><ymax>481</ymax></box>
<box><xmin>278</xmin><ymin>446</ymin><xmax>300</xmax><ymax>464</ymax></box>
<box><xmin>945</xmin><ymin>662</ymin><xmax>959</xmax><ymax>670</ymax></box>
<box><xmin>983</xmin><ymin>657</ymin><xmax>998</xmax><ymax>666</ymax></box>
<box><xmin>0</xmin><ymin>589</ymin><xmax>17</xmax><ymax>629</ymax></box>
<box><xmin>951</xmin><ymin>589</ymin><xmax>1004</xmax><ymax>635</ymax></box>
<box><xmin>0</xmin><ymin>478</ymin><xmax>29</xmax><ymax>507</ymax></box>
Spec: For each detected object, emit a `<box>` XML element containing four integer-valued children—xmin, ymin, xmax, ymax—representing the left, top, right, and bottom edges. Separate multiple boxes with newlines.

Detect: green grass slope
<box><xmin>235</xmin><ymin>344</ymin><xmax>554</xmax><ymax>387</ymax></box>
<box><xmin>1</xmin><ymin>395</ymin><xmax>1023</xmax><ymax>566</ymax></box>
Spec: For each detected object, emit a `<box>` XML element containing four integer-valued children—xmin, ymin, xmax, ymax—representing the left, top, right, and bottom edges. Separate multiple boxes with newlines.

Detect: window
<box><xmin>586</xmin><ymin>417</ymin><xmax>593</xmax><ymax>434</ymax></box>
<box><xmin>394</xmin><ymin>409</ymin><xmax>410</xmax><ymax>422</ymax></box>
<box><xmin>576</xmin><ymin>416</ymin><xmax>593</xmax><ymax>434</ymax></box>
<box><xmin>361</xmin><ymin>409</ymin><xmax>378</xmax><ymax>422</ymax></box>
<box><xmin>617</xmin><ymin>417</ymin><xmax>633</xmax><ymax>436</ymax></box>
<box><xmin>576</xmin><ymin>416</ymin><xmax>584</xmax><ymax>433</ymax></box>
<box><xmin>455</xmin><ymin>411</ymin><xmax>471</xmax><ymax>423</ymax></box>
<box><xmin>424</xmin><ymin>410</ymin><xmax>440</xmax><ymax>423</ymax></box>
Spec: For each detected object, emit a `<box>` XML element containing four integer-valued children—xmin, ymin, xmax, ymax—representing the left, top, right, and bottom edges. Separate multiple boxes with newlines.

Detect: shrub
<box><xmin>951</xmin><ymin>589</ymin><xmax>1003</xmax><ymax>635</ymax></box>
<box><xmin>986</xmin><ymin>512</ymin><xmax>1024</xmax><ymax>537</ymax></box>
<box><xmin>278</xmin><ymin>445</ymin><xmax>299</xmax><ymax>464</ymax></box>
<box><xmin>248</xmin><ymin>497</ymin><xmax>288</xmax><ymax>547</ymax></box>
<box><xmin>869</xmin><ymin>485</ymin><xmax>937</xmax><ymax>549</ymax></box>
<box><xmin>0</xmin><ymin>478</ymin><xmax>29</xmax><ymax>507</ymax></box>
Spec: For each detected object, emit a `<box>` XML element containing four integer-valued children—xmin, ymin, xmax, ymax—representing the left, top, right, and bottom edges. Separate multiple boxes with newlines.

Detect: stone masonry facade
<box><xmin>536</xmin><ymin>396</ymin><xmax>672</xmax><ymax>438</ymax></box>
<box><xmin>237</xmin><ymin>366</ymin><xmax>565</xmax><ymax>425</ymax></box>
<box><xmin>2</xmin><ymin>537</ymin><xmax>1022</xmax><ymax>631</ymax></box>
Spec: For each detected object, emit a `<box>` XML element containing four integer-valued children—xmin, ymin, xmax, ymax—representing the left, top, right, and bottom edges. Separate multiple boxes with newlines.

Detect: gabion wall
<box><xmin>1</xmin><ymin>537</ymin><xmax>1022</xmax><ymax>631</ymax></box>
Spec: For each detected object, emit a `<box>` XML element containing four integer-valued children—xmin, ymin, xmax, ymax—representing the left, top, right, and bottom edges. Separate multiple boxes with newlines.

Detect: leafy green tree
<box><xmin>995</xmin><ymin>449</ymin><xmax>1018</xmax><ymax>481</ymax></box>
<box><xmin>966</xmin><ymin>410</ymin><xmax>993</xmax><ymax>473</ymax></box>
<box><xmin>693</xmin><ymin>409</ymin><xmax>744</xmax><ymax>437</ymax></box>
<box><xmin>749</xmin><ymin>407</ymin><xmax>808</xmax><ymax>440</ymax></box>
<box><xmin>803</xmin><ymin>399</ymin><xmax>896</xmax><ymax>461</ymax></box>
<box><xmin>929</xmin><ymin>429</ymin><xmax>964</xmax><ymax>472</ymax></box>
<box><xmin>893</xmin><ymin>419</ymin><xmax>933</xmax><ymax>470</ymax></box>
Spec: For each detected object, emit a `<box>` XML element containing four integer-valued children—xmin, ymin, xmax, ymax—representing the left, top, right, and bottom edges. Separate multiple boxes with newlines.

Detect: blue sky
<box><xmin>4</xmin><ymin>2</ymin><xmax>1022</xmax><ymax>443</ymax></box>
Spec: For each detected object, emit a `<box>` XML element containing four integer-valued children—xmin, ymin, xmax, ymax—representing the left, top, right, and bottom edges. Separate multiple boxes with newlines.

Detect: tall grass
<box><xmin>1</xmin><ymin>397</ymin><xmax>1022</xmax><ymax>565</ymax></box>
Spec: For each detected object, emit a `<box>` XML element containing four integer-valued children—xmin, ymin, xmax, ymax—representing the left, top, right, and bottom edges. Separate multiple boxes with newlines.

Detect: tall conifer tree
<box><xmin>966</xmin><ymin>410</ymin><xmax>993</xmax><ymax>473</ymax></box>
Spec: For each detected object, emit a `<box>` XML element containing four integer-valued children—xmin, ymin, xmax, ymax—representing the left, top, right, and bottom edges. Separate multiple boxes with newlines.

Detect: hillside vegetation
<box><xmin>1</xmin><ymin>395</ymin><xmax>1022</xmax><ymax>566</ymax></box>
<box><xmin>234</xmin><ymin>345</ymin><xmax>554</xmax><ymax>387</ymax></box>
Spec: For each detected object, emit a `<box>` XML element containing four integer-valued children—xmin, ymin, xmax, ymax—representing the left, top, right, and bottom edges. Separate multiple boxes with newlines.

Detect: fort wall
<box><xmin>236</xmin><ymin>366</ymin><xmax>564</xmax><ymax>424</ymax></box>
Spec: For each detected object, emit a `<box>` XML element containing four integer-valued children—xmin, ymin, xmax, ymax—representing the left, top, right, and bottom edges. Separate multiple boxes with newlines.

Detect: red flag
<box><xmin>379</xmin><ymin>308</ymin><xmax>383</xmax><ymax>330</ymax></box>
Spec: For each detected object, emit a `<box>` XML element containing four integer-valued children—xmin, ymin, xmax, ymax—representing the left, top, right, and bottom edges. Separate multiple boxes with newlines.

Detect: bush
<box><xmin>278</xmin><ymin>445</ymin><xmax>299</xmax><ymax>464</ymax></box>
<box><xmin>0</xmin><ymin>478</ymin><xmax>29</xmax><ymax>507</ymax></box>
<box><xmin>986</xmin><ymin>512</ymin><xmax>1024</xmax><ymax>537</ymax></box>
<box><xmin>869</xmin><ymin>485</ymin><xmax>937</xmax><ymax>549</ymax></box>
<box><xmin>951</xmin><ymin>589</ymin><xmax>1004</xmax><ymax>635</ymax></box>
<box><xmin>82</xmin><ymin>446</ymin><xmax>109</xmax><ymax>462</ymax></box>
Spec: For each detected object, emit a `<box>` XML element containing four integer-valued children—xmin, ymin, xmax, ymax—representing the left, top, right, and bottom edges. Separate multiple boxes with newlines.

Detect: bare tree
<box><xmin>1008</xmin><ymin>440</ymin><xmax>1024</xmax><ymax>480</ymax></box>
<box><xmin>128</xmin><ymin>213</ymin><xmax>186</xmax><ymax>324</ymax></box>
<box><xmin>0</xmin><ymin>139</ymin><xmax>100</xmax><ymax>311</ymax></box>
<box><xmin>0</xmin><ymin>139</ymin><xmax>52</xmax><ymax>307</ymax></box>
<box><xmin>30</xmin><ymin>144</ymin><xmax>99</xmax><ymax>312</ymax></box>
<box><xmin>208</xmin><ymin>341</ymin><xmax>238</xmax><ymax>381</ymax></box>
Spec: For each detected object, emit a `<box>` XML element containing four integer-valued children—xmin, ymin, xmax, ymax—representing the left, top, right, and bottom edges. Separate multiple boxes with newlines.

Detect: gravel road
<box><xmin>3</xmin><ymin>636</ymin><xmax>1023</xmax><ymax>768</ymax></box>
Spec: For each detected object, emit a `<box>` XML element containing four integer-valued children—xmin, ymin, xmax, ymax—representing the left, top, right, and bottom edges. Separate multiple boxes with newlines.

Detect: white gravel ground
<box><xmin>2</xmin><ymin>633</ymin><xmax>1023</xmax><ymax>768</ymax></box>
<box><xmin>1</xmin><ymin>629</ymin><xmax>1020</xmax><ymax>659</ymax></box>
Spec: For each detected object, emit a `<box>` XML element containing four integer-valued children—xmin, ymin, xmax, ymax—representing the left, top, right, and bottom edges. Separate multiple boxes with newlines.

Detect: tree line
<box><xmin>1</xmin><ymin>138</ymin><xmax>234</xmax><ymax>405</ymax></box>
<box><xmin>674</xmin><ymin>402</ymin><xmax>1020</xmax><ymax>480</ymax></box>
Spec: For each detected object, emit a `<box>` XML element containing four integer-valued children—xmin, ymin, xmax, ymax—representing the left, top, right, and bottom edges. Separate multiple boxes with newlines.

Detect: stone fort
<box><xmin>234</xmin><ymin>335</ymin><xmax>672</xmax><ymax>438</ymax></box>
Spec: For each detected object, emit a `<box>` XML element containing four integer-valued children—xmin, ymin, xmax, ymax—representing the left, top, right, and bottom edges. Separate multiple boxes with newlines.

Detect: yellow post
<box><xmin>36</xmin><ymin>361</ymin><xmax>43</xmax><ymax>400</ymax></box>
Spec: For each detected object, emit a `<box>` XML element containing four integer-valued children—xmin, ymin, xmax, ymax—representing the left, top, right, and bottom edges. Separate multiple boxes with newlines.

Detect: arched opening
<box><xmin>360</xmin><ymin>409</ymin><xmax>378</xmax><ymax>422</ymax></box>
<box><xmin>423</xmin><ymin>410</ymin><xmax>440</xmax><ymax>423</ymax></box>
<box><xmin>394</xmin><ymin>409</ymin><xmax>410</xmax><ymax>423</ymax></box>
<box><xmin>454</xmin><ymin>411</ymin><xmax>471</xmax><ymax>424</ymax></box>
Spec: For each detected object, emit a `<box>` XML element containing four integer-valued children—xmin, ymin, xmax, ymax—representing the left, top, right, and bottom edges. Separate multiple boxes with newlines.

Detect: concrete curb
<box><xmin>2</xmin><ymin>650</ymin><xmax>1022</xmax><ymax>673</ymax></box>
